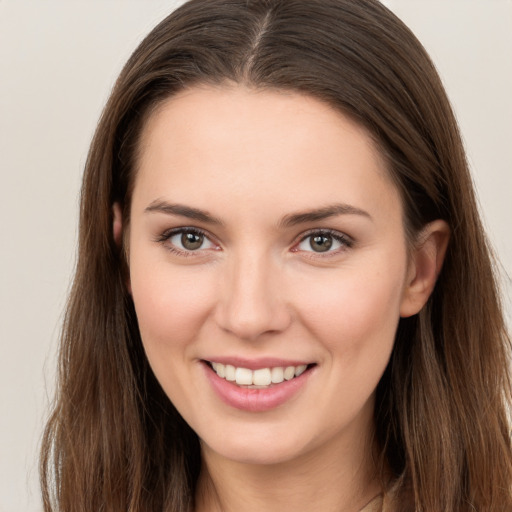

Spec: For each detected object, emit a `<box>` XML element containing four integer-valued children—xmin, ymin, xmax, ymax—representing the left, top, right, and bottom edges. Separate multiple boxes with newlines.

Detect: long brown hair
<box><xmin>40</xmin><ymin>0</ymin><xmax>512</xmax><ymax>510</ymax></box>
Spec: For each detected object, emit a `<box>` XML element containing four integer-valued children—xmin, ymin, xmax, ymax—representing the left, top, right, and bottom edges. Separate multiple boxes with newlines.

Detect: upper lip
<box><xmin>202</xmin><ymin>357</ymin><xmax>314</xmax><ymax>370</ymax></box>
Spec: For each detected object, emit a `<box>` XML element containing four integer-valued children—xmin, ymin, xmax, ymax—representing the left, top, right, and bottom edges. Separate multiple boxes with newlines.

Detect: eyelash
<box><xmin>292</xmin><ymin>229</ymin><xmax>354</xmax><ymax>257</ymax></box>
<box><xmin>155</xmin><ymin>227</ymin><xmax>218</xmax><ymax>257</ymax></box>
<box><xmin>155</xmin><ymin>227</ymin><xmax>353</xmax><ymax>257</ymax></box>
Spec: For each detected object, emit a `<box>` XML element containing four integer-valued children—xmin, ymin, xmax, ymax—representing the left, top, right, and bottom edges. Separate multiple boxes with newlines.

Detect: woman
<box><xmin>40</xmin><ymin>0</ymin><xmax>512</xmax><ymax>510</ymax></box>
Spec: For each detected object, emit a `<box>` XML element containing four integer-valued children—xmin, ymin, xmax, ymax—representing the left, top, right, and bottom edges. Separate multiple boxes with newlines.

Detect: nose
<box><xmin>214</xmin><ymin>251</ymin><xmax>292</xmax><ymax>341</ymax></box>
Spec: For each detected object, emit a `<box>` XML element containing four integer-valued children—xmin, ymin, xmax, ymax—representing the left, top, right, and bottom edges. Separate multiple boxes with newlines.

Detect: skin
<box><xmin>117</xmin><ymin>85</ymin><xmax>449</xmax><ymax>512</ymax></box>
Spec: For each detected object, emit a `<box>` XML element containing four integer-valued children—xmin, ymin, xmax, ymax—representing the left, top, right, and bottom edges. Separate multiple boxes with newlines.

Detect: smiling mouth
<box><xmin>205</xmin><ymin>361</ymin><xmax>315</xmax><ymax>389</ymax></box>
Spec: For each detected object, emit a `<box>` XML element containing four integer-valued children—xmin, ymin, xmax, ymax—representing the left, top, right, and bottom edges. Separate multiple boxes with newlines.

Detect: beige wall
<box><xmin>0</xmin><ymin>1</ymin><xmax>510</xmax><ymax>510</ymax></box>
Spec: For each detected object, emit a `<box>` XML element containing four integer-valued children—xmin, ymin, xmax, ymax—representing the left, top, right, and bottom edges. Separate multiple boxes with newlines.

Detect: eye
<box><xmin>157</xmin><ymin>227</ymin><xmax>218</xmax><ymax>254</ymax></box>
<box><xmin>294</xmin><ymin>230</ymin><xmax>352</xmax><ymax>254</ymax></box>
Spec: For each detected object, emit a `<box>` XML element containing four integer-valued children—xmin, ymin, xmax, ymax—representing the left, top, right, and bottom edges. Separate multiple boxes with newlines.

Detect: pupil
<box><xmin>310</xmin><ymin>235</ymin><xmax>332</xmax><ymax>252</ymax></box>
<box><xmin>181</xmin><ymin>232</ymin><xmax>203</xmax><ymax>250</ymax></box>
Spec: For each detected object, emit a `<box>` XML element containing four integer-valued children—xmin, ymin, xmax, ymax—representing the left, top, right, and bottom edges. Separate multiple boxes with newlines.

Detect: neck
<box><xmin>195</xmin><ymin>425</ymin><xmax>381</xmax><ymax>512</ymax></box>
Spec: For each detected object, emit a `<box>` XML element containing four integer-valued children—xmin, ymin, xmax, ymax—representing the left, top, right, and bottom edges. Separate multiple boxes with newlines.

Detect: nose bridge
<box><xmin>215</xmin><ymin>246</ymin><xmax>290</xmax><ymax>340</ymax></box>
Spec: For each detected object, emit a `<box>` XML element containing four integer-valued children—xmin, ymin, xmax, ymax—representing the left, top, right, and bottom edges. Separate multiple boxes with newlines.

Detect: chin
<box><xmin>199</xmin><ymin>424</ymin><xmax>314</xmax><ymax>466</ymax></box>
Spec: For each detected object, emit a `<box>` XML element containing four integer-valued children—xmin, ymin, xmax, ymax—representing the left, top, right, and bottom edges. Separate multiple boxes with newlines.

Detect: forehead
<box><xmin>133</xmin><ymin>85</ymin><xmax>401</xmax><ymax>223</ymax></box>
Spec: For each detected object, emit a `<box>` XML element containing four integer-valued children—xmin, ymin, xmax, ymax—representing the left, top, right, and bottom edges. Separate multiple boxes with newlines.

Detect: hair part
<box><xmin>41</xmin><ymin>1</ymin><xmax>512</xmax><ymax>510</ymax></box>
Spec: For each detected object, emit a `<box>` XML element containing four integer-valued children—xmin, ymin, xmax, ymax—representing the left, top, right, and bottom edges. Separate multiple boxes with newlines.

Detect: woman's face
<box><xmin>127</xmin><ymin>85</ymin><xmax>414</xmax><ymax>465</ymax></box>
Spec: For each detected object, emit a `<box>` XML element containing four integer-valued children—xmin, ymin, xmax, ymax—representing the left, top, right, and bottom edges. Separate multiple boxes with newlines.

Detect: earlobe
<box><xmin>400</xmin><ymin>220</ymin><xmax>450</xmax><ymax>318</ymax></box>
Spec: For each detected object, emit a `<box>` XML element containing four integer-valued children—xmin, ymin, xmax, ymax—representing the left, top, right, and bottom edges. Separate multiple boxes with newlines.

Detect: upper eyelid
<box><xmin>295</xmin><ymin>228</ymin><xmax>352</xmax><ymax>243</ymax></box>
<box><xmin>157</xmin><ymin>226</ymin><xmax>215</xmax><ymax>241</ymax></box>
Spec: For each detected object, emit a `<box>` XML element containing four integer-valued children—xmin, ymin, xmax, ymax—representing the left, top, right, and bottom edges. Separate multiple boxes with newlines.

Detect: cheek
<box><xmin>292</xmin><ymin>261</ymin><xmax>405</xmax><ymax>361</ymax></box>
<box><xmin>130</xmin><ymin>262</ymin><xmax>217</xmax><ymax>356</ymax></box>
<box><xmin>129</xmin><ymin>262</ymin><xmax>221</xmax><ymax>415</ymax></box>
<box><xmin>290</xmin><ymin>264</ymin><xmax>404</xmax><ymax>423</ymax></box>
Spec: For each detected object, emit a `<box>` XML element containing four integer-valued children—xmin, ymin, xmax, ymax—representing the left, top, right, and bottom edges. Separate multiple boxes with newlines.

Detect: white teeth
<box><xmin>216</xmin><ymin>363</ymin><xmax>226</xmax><ymax>378</ymax></box>
<box><xmin>235</xmin><ymin>367</ymin><xmax>253</xmax><ymax>385</ymax></box>
<box><xmin>210</xmin><ymin>362</ymin><xmax>309</xmax><ymax>386</ymax></box>
<box><xmin>253</xmin><ymin>368</ymin><xmax>272</xmax><ymax>386</ymax></box>
<box><xmin>225</xmin><ymin>364</ymin><xmax>236</xmax><ymax>381</ymax></box>
<box><xmin>295</xmin><ymin>364</ymin><xmax>307</xmax><ymax>377</ymax></box>
<box><xmin>271</xmin><ymin>366</ymin><xmax>284</xmax><ymax>384</ymax></box>
<box><xmin>284</xmin><ymin>366</ymin><xmax>296</xmax><ymax>380</ymax></box>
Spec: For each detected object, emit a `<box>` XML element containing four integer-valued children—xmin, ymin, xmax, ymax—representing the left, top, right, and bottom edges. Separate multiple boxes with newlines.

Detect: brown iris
<box><xmin>310</xmin><ymin>234</ymin><xmax>333</xmax><ymax>252</ymax></box>
<box><xmin>181</xmin><ymin>232</ymin><xmax>204</xmax><ymax>250</ymax></box>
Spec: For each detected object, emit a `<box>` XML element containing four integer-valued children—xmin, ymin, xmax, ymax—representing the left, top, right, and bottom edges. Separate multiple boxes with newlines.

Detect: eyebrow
<box><xmin>279</xmin><ymin>203</ymin><xmax>372</xmax><ymax>228</ymax></box>
<box><xmin>145</xmin><ymin>200</ymin><xmax>371</xmax><ymax>228</ymax></box>
<box><xmin>145</xmin><ymin>200</ymin><xmax>224</xmax><ymax>225</ymax></box>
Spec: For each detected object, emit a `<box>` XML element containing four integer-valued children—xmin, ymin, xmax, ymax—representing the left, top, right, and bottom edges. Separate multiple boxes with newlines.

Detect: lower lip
<box><xmin>203</xmin><ymin>363</ymin><xmax>313</xmax><ymax>412</ymax></box>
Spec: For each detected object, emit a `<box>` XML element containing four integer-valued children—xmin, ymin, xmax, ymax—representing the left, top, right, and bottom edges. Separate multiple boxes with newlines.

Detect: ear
<box><xmin>400</xmin><ymin>220</ymin><xmax>450</xmax><ymax>318</ymax></box>
<box><xmin>113</xmin><ymin>202</ymin><xmax>123</xmax><ymax>247</ymax></box>
<box><xmin>112</xmin><ymin>202</ymin><xmax>132</xmax><ymax>294</ymax></box>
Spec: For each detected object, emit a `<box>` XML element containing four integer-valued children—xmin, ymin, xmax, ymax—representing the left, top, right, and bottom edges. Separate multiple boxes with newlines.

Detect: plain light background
<box><xmin>1</xmin><ymin>1</ymin><xmax>511</xmax><ymax>511</ymax></box>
